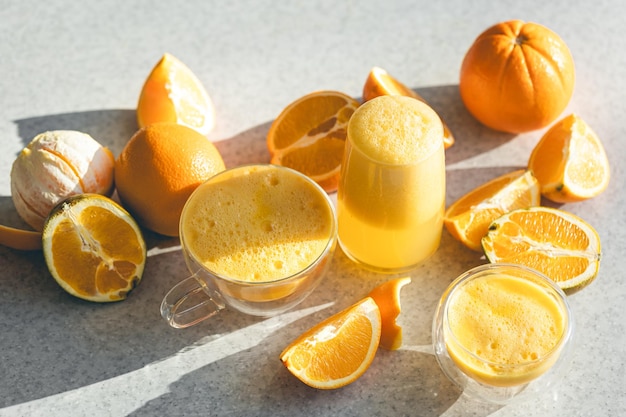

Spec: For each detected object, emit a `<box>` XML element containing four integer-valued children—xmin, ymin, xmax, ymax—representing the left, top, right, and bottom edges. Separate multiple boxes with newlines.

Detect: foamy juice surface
<box><xmin>445</xmin><ymin>273</ymin><xmax>567</xmax><ymax>386</ymax></box>
<box><xmin>181</xmin><ymin>165</ymin><xmax>334</xmax><ymax>282</ymax></box>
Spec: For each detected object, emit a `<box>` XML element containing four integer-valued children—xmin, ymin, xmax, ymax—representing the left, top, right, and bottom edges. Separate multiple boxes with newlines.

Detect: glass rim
<box><xmin>442</xmin><ymin>263</ymin><xmax>574</xmax><ymax>370</ymax></box>
<box><xmin>180</xmin><ymin>163</ymin><xmax>338</xmax><ymax>286</ymax></box>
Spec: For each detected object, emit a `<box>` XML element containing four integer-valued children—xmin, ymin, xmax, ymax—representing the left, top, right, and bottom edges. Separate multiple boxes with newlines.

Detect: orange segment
<box><xmin>528</xmin><ymin>114</ymin><xmax>610</xmax><ymax>203</ymax></box>
<box><xmin>280</xmin><ymin>297</ymin><xmax>381</xmax><ymax>389</ymax></box>
<box><xmin>267</xmin><ymin>90</ymin><xmax>360</xmax><ymax>193</ymax></box>
<box><xmin>367</xmin><ymin>277</ymin><xmax>411</xmax><ymax>350</ymax></box>
<box><xmin>137</xmin><ymin>53</ymin><xmax>215</xmax><ymax>136</ymax></box>
<box><xmin>362</xmin><ymin>67</ymin><xmax>455</xmax><ymax>149</ymax></box>
<box><xmin>42</xmin><ymin>194</ymin><xmax>147</xmax><ymax>302</ymax></box>
<box><xmin>481</xmin><ymin>206</ymin><xmax>601</xmax><ymax>294</ymax></box>
<box><xmin>444</xmin><ymin>170</ymin><xmax>540</xmax><ymax>251</ymax></box>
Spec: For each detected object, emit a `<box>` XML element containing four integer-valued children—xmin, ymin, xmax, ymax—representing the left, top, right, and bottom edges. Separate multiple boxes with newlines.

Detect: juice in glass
<box><xmin>181</xmin><ymin>164</ymin><xmax>335</xmax><ymax>284</ymax></box>
<box><xmin>337</xmin><ymin>95</ymin><xmax>445</xmax><ymax>272</ymax></box>
<box><xmin>161</xmin><ymin>164</ymin><xmax>337</xmax><ymax>328</ymax></box>
<box><xmin>433</xmin><ymin>264</ymin><xmax>573</xmax><ymax>403</ymax></box>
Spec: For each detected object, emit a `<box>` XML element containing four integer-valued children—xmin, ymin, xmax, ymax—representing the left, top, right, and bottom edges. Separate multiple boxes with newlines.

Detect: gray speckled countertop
<box><xmin>1</xmin><ymin>1</ymin><xmax>625</xmax><ymax>416</ymax></box>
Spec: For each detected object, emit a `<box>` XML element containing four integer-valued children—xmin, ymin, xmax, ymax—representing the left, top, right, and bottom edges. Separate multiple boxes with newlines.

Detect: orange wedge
<box><xmin>137</xmin><ymin>53</ymin><xmax>215</xmax><ymax>136</ymax></box>
<box><xmin>362</xmin><ymin>66</ymin><xmax>455</xmax><ymax>149</ymax></box>
<box><xmin>368</xmin><ymin>277</ymin><xmax>411</xmax><ymax>350</ymax></box>
<box><xmin>528</xmin><ymin>114</ymin><xmax>610</xmax><ymax>203</ymax></box>
<box><xmin>482</xmin><ymin>206</ymin><xmax>601</xmax><ymax>294</ymax></box>
<box><xmin>266</xmin><ymin>90</ymin><xmax>360</xmax><ymax>193</ymax></box>
<box><xmin>444</xmin><ymin>170</ymin><xmax>540</xmax><ymax>251</ymax></box>
<box><xmin>42</xmin><ymin>194</ymin><xmax>146</xmax><ymax>302</ymax></box>
<box><xmin>280</xmin><ymin>297</ymin><xmax>381</xmax><ymax>389</ymax></box>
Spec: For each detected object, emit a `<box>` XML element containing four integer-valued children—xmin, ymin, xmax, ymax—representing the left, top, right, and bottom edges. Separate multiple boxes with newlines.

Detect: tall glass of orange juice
<box><xmin>337</xmin><ymin>95</ymin><xmax>445</xmax><ymax>272</ymax></box>
<box><xmin>433</xmin><ymin>263</ymin><xmax>574</xmax><ymax>404</ymax></box>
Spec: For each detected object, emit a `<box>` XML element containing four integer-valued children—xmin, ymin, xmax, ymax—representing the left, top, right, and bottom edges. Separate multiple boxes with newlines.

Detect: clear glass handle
<box><xmin>160</xmin><ymin>273</ymin><xmax>226</xmax><ymax>328</ymax></box>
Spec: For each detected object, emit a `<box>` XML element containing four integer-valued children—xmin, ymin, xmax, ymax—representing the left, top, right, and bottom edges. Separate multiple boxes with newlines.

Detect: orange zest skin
<box><xmin>460</xmin><ymin>20</ymin><xmax>575</xmax><ymax>133</ymax></box>
<box><xmin>115</xmin><ymin>123</ymin><xmax>225</xmax><ymax>237</ymax></box>
<box><xmin>368</xmin><ymin>277</ymin><xmax>411</xmax><ymax>350</ymax></box>
<box><xmin>0</xmin><ymin>225</ymin><xmax>42</xmax><ymax>251</ymax></box>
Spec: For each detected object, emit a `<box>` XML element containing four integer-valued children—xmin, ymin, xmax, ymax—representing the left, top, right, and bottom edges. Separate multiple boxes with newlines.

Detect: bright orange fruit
<box><xmin>280</xmin><ymin>297</ymin><xmax>381</xmax><ymax>389</ymax></box>
<box><xmin>115</xmin><ymin>123</ymin><xmax>225</xmax><ymax>237</ymax></box>
<box><xmin>528</xmin><ymin>114</ymin><xmax>610</xmax><ymax>203</ymax></box>
<box><xmin>368</xmin><ymin>277</ymin><xmax>411</xmax><ymax>350</ymax></box>
<box><xmin>266</xmin><ymin>90</ymin><xmax>360</xmax><ymax>193</ymax></box>
<box><xmin>460</xmin><ymin>20</ymin><xmax>575</xmax><ymax>133</ymax></box>
<box><xmin>362</xmin><ymin>67</ymin><xmax>455</xmax><ymax>149</ymax></box>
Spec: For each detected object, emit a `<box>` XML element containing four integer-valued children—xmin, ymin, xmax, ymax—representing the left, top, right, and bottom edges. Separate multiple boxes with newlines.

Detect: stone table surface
<box><xmin>1</xmin><ymin>1</ymin><xmax>625</xmax><ymax>416</ymax></box>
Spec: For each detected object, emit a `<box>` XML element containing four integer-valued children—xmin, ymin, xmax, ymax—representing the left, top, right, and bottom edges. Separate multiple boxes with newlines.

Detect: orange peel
<box><xmin>368</xmin><ymin>277</ymin><xmax>412</xmax><ymax>350</ymax></box>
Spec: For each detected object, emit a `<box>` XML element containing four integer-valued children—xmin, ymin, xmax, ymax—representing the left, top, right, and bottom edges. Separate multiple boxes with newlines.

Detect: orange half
<box><xmin>267</xmin><ymin>90</ymin><xmax>360</xmax><ymax>192</ymax></box>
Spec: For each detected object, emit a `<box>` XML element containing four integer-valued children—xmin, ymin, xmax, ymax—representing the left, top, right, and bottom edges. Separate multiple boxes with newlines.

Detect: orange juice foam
<box><xmin>337</xmin><ymin>96</ymin><xmax>445</xmax><ymax>270</ymax></box>
<box><xmin>181</xmin><ymin>165</ymin><xmax>334</xmax><ymax>282</ymax></box>
<box><xmin>445</xmin><ymin>273</ymin><xmax>567</xmax><ymax>387</ymax></box>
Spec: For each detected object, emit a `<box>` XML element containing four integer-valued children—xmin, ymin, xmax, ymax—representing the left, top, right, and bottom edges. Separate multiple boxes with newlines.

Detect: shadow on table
<box><xmin>123</xmin><ymin>240</ymin><xmax>501</xmax><ymax>417</ymax></box>
<box><xmin>13</xmin><ymin>109</ymin><xmax>139</xmax><ymax>157</ymax></box>
<box><xmin>0</xmin><ymin>86</ymin><xmax>520</xmax><ymax>413</ymax></box>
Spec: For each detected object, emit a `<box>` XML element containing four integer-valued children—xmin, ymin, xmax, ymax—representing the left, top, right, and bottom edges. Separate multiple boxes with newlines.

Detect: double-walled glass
<box><xmin>161</xmin><ymin>164</ymin><xmax>337</xmax><ymax>328</ymax></box>
<box><xmin>432</xmin><ymin>263</ymin><xmax>574</xmax><ymax>404</ymax></box>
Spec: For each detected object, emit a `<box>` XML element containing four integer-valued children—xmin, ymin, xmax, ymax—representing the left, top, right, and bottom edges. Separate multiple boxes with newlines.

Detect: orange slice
<box><xmin>137</xmin><ymin>53</ymin><xmax>215</xmax><ymax>136</ymax></box>
<box><xmin>266</xmin><ymin>90</ymin><xmax>360</xmax><ymax>193</ymax></box>
<box><xmin>280</xmin><ymin>297</ymin><xmax>381</xmax><ymax>389</ymax></box>
<box><xmin>42</xmin><ymin>194</ymin><xmax>147</xmax><ymax>302</ymax></box>
<box><xmin>362</xmin><ymin>66</ymin><xmax>455</xmax><ymax>149</ymax></box>
<box><xmin>368</xmin><ymin>277</ymin><xmax>411</xmax><ymax>350</ymax></box>
<box><xmin>528</xmin><ymin>114</ymin><xmax>610</xmax><ymax>203</ymax></box>
<box><xmin>0</xmin><ymin>225</ymin><xmax>42</xmax><ymax>251</ymax></box>
<box><xmin>482</xmin><ymin>206</ymin><xmax>601</xmax><ymax>294</ymax></box>
<box><xmin>444</xmin><ymin>170</ymin><xmax>540</xmax><ymax>251</ymax></box>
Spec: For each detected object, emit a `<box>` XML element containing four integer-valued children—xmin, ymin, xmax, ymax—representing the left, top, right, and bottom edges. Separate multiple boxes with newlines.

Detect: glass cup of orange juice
<box><xmin>160</xmin><ymin>164</ymin><xmax>337</xmax><ymax>328</ymax></box>
<box><xmin>432</xmin><ymin>263</ymin><xmax>574</xmax><ymax>404</ymax></box>
<box><xmin>337</xmin><ymin>95</ymin><xmax>445</xmax><ymax>273</ymax></box>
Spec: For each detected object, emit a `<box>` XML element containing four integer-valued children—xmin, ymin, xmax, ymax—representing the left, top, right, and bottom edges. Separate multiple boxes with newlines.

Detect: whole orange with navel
<box><xmin>114</xmin><ymin>123</ymin><xmax>225</xmax><ymax>237</ymax></box>
<box><xmin>460</xmin><ymin>20</ymin><xmax>575</xmax><ymax>133</ymax></box>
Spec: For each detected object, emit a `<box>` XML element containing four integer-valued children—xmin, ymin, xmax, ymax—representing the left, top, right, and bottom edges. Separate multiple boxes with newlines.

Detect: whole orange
<box><xmin>459</xmin><ymin>20</ymin><xmax>575</xmax><ymax>133</ymax></box>
<box><xmin>115</xmin><ymin>123</ymin><xmax>225</xmax><ymax>236</ymax></box>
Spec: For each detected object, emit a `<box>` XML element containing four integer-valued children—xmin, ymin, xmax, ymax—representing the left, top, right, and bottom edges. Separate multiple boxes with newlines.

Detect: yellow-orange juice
<box><xmin>181</xmin><ymin>165</ymin><xmax>335</xmax><ymax>283</ymax></box>
<box><xmin>337</xmin><ymin>96</ymin><xmax>445</xmax><ymax>271</ymax></box>
<box><xmin>444</xmin><ymin>272</ymin><xmax>567</xmax><ymax>387</ymax></box>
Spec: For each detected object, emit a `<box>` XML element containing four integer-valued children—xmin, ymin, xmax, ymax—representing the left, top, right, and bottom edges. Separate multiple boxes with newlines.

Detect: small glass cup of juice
<box><xmin>337</xmin><ymin>95</ymin><xmax>445</xmax><ymax>273</ymax></box>
<box><xmin>161</xmin><ymin>164</ymin><xmax>337</xmax><ymax>328</ymax></box>
<box><xmin>432</xmin><ymin>263</ymin><xmax>574</xmax><ymax>404</ymax></box>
